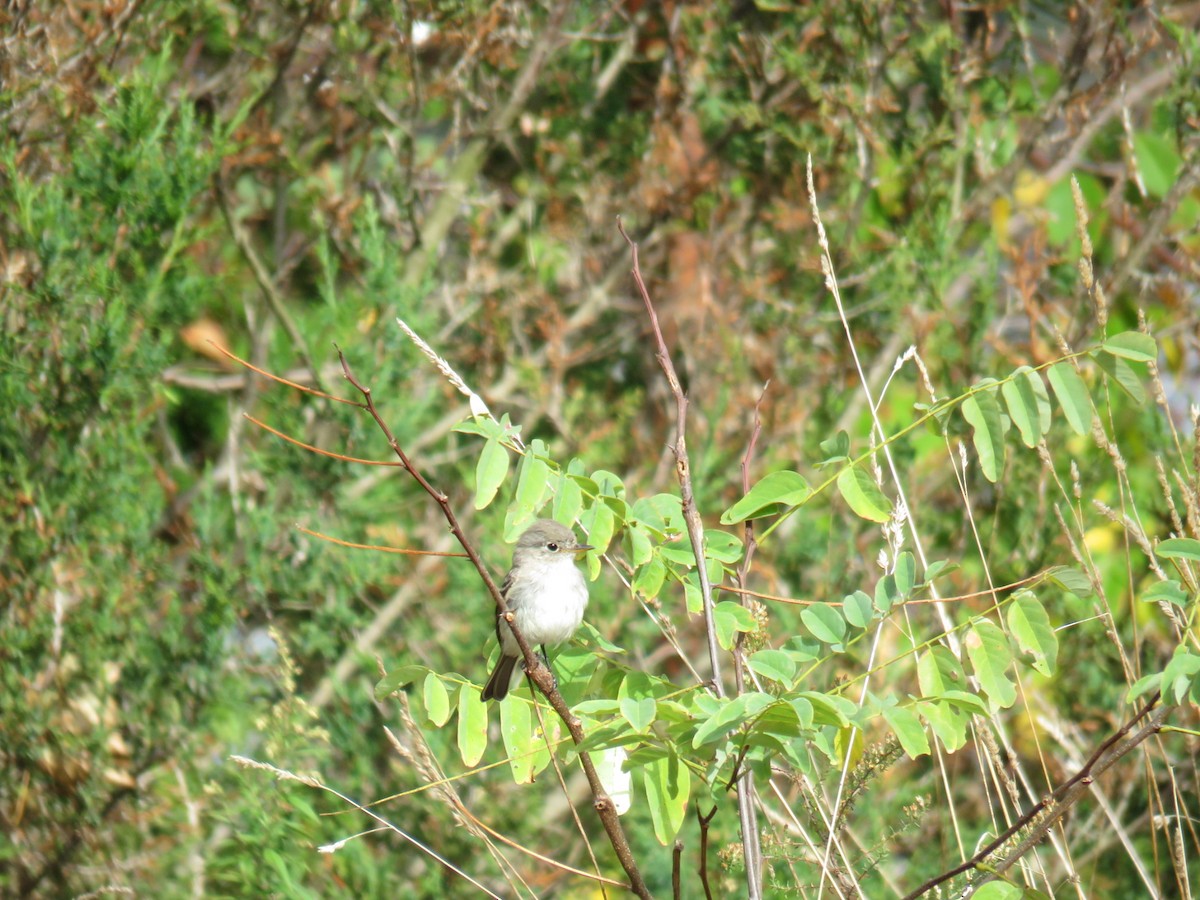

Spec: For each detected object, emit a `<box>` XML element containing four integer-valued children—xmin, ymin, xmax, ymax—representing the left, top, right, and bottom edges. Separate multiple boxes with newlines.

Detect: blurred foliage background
<box><xmin>2</xmin><ymin>1</ymin><xmax>1198</xmax><ymax>897</ymax></box>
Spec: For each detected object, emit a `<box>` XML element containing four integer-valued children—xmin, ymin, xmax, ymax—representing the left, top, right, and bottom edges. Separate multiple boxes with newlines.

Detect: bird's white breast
<box><xmin>500</xmin><ymin>558</ymin><xmax>589</xmax><ymax>652</ymax></box>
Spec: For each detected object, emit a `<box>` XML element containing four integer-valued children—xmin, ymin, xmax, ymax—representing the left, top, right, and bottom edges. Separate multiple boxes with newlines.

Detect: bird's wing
<box><xmin>494</xmin><ymin>568</ymin><xmax>517</xmax><ymax>643</ymax></box>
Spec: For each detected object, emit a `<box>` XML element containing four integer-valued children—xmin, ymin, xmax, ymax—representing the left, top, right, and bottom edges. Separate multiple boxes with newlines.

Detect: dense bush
<box><xmin>2</xmin><ymin>2</ymin><xmax>1198</xmax><ymax>897</ymax></box>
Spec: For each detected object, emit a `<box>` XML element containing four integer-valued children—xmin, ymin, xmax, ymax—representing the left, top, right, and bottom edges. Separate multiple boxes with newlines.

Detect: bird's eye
<box><xmin>546</xmin><ymin>542</ymin><xmax>559</xmax><ymax>552</ymax></box>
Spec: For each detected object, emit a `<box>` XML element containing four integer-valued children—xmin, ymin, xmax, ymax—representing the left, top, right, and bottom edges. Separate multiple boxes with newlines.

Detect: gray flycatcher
<box><xmin>481</xmin><ymin>519</ymin><xmax>592</xmax><ymax>701</ymax></box>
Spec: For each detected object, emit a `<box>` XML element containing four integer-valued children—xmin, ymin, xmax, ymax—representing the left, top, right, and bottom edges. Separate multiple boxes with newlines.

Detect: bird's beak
<box><xmin>574</xmin><ymin>543</ymin><xmax>594</xmax><ymax>555</ymax></box>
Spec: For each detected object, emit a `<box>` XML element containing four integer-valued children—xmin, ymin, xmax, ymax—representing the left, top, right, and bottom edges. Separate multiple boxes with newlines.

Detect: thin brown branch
<box><xmin>617</xmin><ymin>217</ymin><xmax>723</xmax><ymax>692</ymax></box>
<box><xmin>698</xmin><ymin>804</ymin><xmax>717</xmax><ymax>900</ymax></box>
<box><xmin>295</xmin><ymin>525</ymin><xmax>467</xmax><ymax>558</ymax></box>
<box><xmin>672</xmin><ymin>840</ymin><xmax>683</xmax><ymax>900</ymax></box>
<box><xmin>245</xmin><ymin>414</ymin><xmax>405</xmax><ymax>466</ymax></box>
<box><xmin>618</xmin><ymin>218</ymin><xmax>762</xmax><ymax>898</ymax></box>
<box><xmin>903</xmin><ymin>694</ymin><xmax>1169</xmax><ymax>899</ymax></box>
<box><xmin>210</xmin><ymin>342</ymin><xmax>358</xmax><ymax>405</ymax></box>
<box><xmin>335</xmin><ymin>349</ymin><xmax>651</xmax><ymax>898</ymax></box>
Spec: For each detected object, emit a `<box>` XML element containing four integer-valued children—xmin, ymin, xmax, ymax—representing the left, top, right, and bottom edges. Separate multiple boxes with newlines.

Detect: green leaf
<box><xmin>967</xmin><ymin>620</ymin><xmax>1016</xmax><ymax>710</ymax></box>
<box><xmin>457</xmin><ymin>684</ymin><xmax>488</xmax><ymax>767</ymax></box>
<box><xmin>720</xmin><ymin>470</ymin><xmax>812</xmax><ymax>524</ymax></box>
<box><xmin>474</xmin><ymin>436</ymin><xmax>510</xmax><ymax>510</ymax></box>
<box><xmin>1045</xmin><ymin>565</ymin><xmax>1093</xmax><ymax>597</ymax></box>
<box><xmin>1001</xmin><ymin>366</ymin><xmax>1050</xmax><ymax>448</ymax></box>
<box><xmin>705</xmin><ymin>529</ymin><xmax>744</xmax><ymax>564</ymax></box>
<box><xmin>894</xmin><ymin>552</ymin><xmax>916</xmax><ymax>598</ymax></box>
<box><xmin>642</xmin><ymin>753</ymin><xmax>691</xmax><ymax>845</ymax></box>
<box><xmin>917</xmin><ymin>647</ymin><xmax>966</xmax><ymax>697</ymax></box>
<box><xmin>971</xmin><ymin>880</ymin><xmax>1024</xmax><ymax>900</ymax></box>
<box><xmin>1163</xmin><ymin>649</ymin><xmax>1200</xmax><ymax>704</ymax></box>
<box><xmin>1093</xmin><ymin>352</ymin><xmax>1146</xmax><ymax>406</ymax></box>
<box><xmin>747</xmin><ymin>649</ymin><xmax>797</xmax><ymax>686</ymax></box>
<box><xmin>581</xmin><ymin>497</ymin><xmax>616</xmax><ymax>558</ymax></box>
<box><xmin>938</xmin><ymin>690</ymin><xmax>990</xmax><ymax>716</ymax></box>
<box><xmin>1007</xmin><ymin>591</ymin><xmax>1058</xmax><ymax>677</ymax></box>
<box><xmin>500</xmin><ymin>695</ymin><xmax>535</xmax><ymax>783</ymax></box>
<box><xmin>1101</xmin><ymin>331</ymin><xmax>1156</xmax><ymax>363</ymax></box>
<box><xmin>1133</xmin><ymin>130</ymin><xmax>1180</xmax><ymax>198</ymax></box>
<box><xmin>684</xmin><ymin>578</ymin><xmax>702</xmax><ymax>615</ymax></box>
<box><xmin>423</xmin><ymin>673</ymin><xmax>451</xmax><ymax>726</ymax></box>
<box><xmin>961</xmin><ymin>381</ymin><xmax>1007</xmax><ymax>482</ymax></box>
<box><xmin>625</xmin><ymin>524</ymin><xmax>654</xmax><ymax>567</ymax></box>
<box><xmin>1141</xmin><ymin>580</ymin><xmax>1189</xmax><ymax>608</ymax></box>
<box><xmin>713</xmin><ymin>601</ymin><xmax>758</xmax><ymax>650</ymax></box>
<box><xmin>836</xmin><ymin>464</ymin><xmax>890</xmax><ymax>523</ymax></box>
<box><xmin>692</xmin><ymin>692</ymin><xmax>774</xmax><ymax>747</ymax></box>
<box><xmin>801</xmin><ymin>604</ymin><xmax>846</xmax><ymax>647</ymax></box>
<box><xmin>798</xmin><ymin>691</ymin><xmax>853</xmax><ymax>727</ymax></box>
<box><xmin>842</xmin><ymin>590</ymin><xmax>874</xmax><ymax>629</ymax></box>
<box><xmin>632</xmin><ymin>553</ymin><xmax>667</xmax><ymax>600</ymax></box>
<box><xmin>552</xmin><ymin>462</ymin><xmax>584</xmax><ymax>524</ymax></box>
<box><xmin>513</xmin><ymin>439</ymin><xmax>551</xmax><ymax>520</ymax></box>
<box><xmin>595</xmin><ymin>747</ymin><xmax>633</xmax><ymax>815</ymax></box>
<box><xmin>576</xmin><ymin>622</ymin><xmax>625</xmax><ymax>654</ymax></box>
<box><xmin>882</xmin><ymin>705</ymin><xmax>930</xmax><ymax>758</ymax></box>
<box><xmin>874</xmin><ymin>573</ymin><xmax>899</xmax><ymax>615</ymax></box>
<box><xmin>917</xmin><ymin>699</ymin><xmax>969</xmax><ymax>753</ymax></box>
<box><xmin>1156</xmin><ymin>538</ymin><xmax>1200</xmax><ymax>562</ymax></box>
<box><xmin>375</xmin><ymin>664</ymin><xmax>431</xmax><ymax>701</ymax></box>
<box><xmin>817</xmin><ymin>430</ymin><xmax>850</xmax><ymax>464</ymax></box>
<box><xmin>748</xmin><ymin>700</ymin><xmax>808</xmax><ymax>740</ymax></box>
<box><xmin>620</xmin><ymin>697</ymin><xmax>656</xmax><ymax>732</ymax></box>
<box><xmin>1127</xmin><ymin>673</ymin><xmax>1161</xmax><ymax>703</ymax></box>
<box><xmin>1047</xmin><ymin>362</ymin><xmax>1092</xmax><ymax>436</ymax></box>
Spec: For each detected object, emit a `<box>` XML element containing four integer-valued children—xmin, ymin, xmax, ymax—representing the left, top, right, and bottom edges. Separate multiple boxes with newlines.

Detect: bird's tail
<box><xmin>481</xmin><ymin>655</ymin><xmax>519</xmax><ymax>701</ymax></box>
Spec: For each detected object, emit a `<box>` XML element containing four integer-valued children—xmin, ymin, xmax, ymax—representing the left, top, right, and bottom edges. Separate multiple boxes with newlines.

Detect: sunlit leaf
<box><xmin>1156</xmin><ymin>537</ymin><xmax>1200</xmax><ymax>562</ymax></box>
<box><xmin>643</xmin><ymin>753</ymin><xmax>690</xmax><ymax>845</ymax></box>
<box><xmin>457</xmin><ymin>685</ymin><xmax>488</xmax><ymax>767</ymax></box>
<box><xmin>836</xmin><ymin>464</ymin><xmax>890</xmax><ymax>523</ymax></box>
<box><xmin>720</xmin><ymin>470</ymin><xmax>812</xmax><ymax>524</ymax></box>
<box><xmin>961</xmin><ymin>381</ymin><xmax>1007</xmax><ymax>482</ymax></box>
<box><xmin>882</xmin><ymin>704</ymin><xmax>930</xmax><ymax>758</ymax></box>
<box><xmin>375</xmin><ymin>665</ymin><xmax>431</xmax><ymax>701</ymax></box>
<box><xmin>423</xmin><ymin>673</ymin><xmax>451</xmax><ymax>726</ymax></box>
<box><xmin>552</xmin><ymin>462</ymin><xmax>584</xmax><ymax>524</ymax></box>
<box><xmin>474</xmin><ymin>436</ymin><xmax>509</xmax><ymax>509</ymax></box>
<box><xmin>917</xmin><ymin>647</ymin><xmax>965</xmax><ymax>697</ymax></box>
<box><xmin>1047</xmin><ymin>362</ymin><xmax>1092</xmax><ymax>436</ymax></box>
<box><xmin>1007</xmin><ymin>591</ymin><xmax>1058</xmax><ymax>677</ymax></box>
<box><xmin>747</xmin><ymin>649</ymin><xmax>797</xmax><ymax>686</ymax></box>
<box><xmin>500</xmin><ymin>695</ymin><xmax>534</xmax><ymax>783</ymax></box>
<box><xmin>692</xmin><ymin>692</ymin><xmax>774</xmax><ymax>747</ymax></box>
<box><xmin>1093</xmin><ymin>352</ymin><xmax>1146</xmax><ymax>405</ymax></box>
<box><xmin>1141</xmin><ymin>580</ymin><xmax>1188</xmax><ymax>607</ymax></box>
<box><xmin>620</xmin><ymin>696</ymin><xmax>656</xmax><ymax>732</ymax></box>
<box><xmin>842</xmin><ymin>590</ymin><xmax>874</xmax><ymax>629</ymax></box>
<box><xmin>1045</xmin><ymin>565</ymin><xmax>1093</xmax><ymax>597</ymax></box>
<box><xmin>967</xmin><ymin>620</ymin><xmax>1016</xmax><ymax>710</ymax></box>
<box><xmin>1101</xmin><ymin>331</ymin><xmax>1156</xmax><ymax>363</ymax></box>
<box><xmin>801</xmin><ymin>604</ymin><xmax>846</xmax><ymax>647</ymax></box>
<box><xmin>714</xmin><ymin>600</ymin><xmax>758</xmax><ymax>650</ymax></box>
<box><xmin>1001</xmin><ymin>366</ymin><xmax>1050</xmax><ymax>448</ymax></box>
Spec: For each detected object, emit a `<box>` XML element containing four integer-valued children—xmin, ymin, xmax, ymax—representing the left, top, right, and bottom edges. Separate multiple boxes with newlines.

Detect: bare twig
<box><xmin>616</xmin><ymin>218</ymin><xmax>724</xmax><ymax>692</ymax></box>
<box><xmin>618</xmin><ymin>218</ymin><xmax>763</xmax><ymax>898</ymax></box>
<box><xmin>334</xmin><ymin>349</ymin><xmax>651</xmax><ymax>898</ymax></box>
<box><xmin>698</xmin><ymin>804</ymin><xmax>717</xmax><ymax>900</ymax></box>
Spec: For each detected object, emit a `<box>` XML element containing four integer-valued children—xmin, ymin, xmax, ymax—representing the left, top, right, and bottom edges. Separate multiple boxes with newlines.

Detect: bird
<box><xmin>481</xmin><ymin>519</ymin><xmax>592</xmax><ymax>701</ymax></box>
